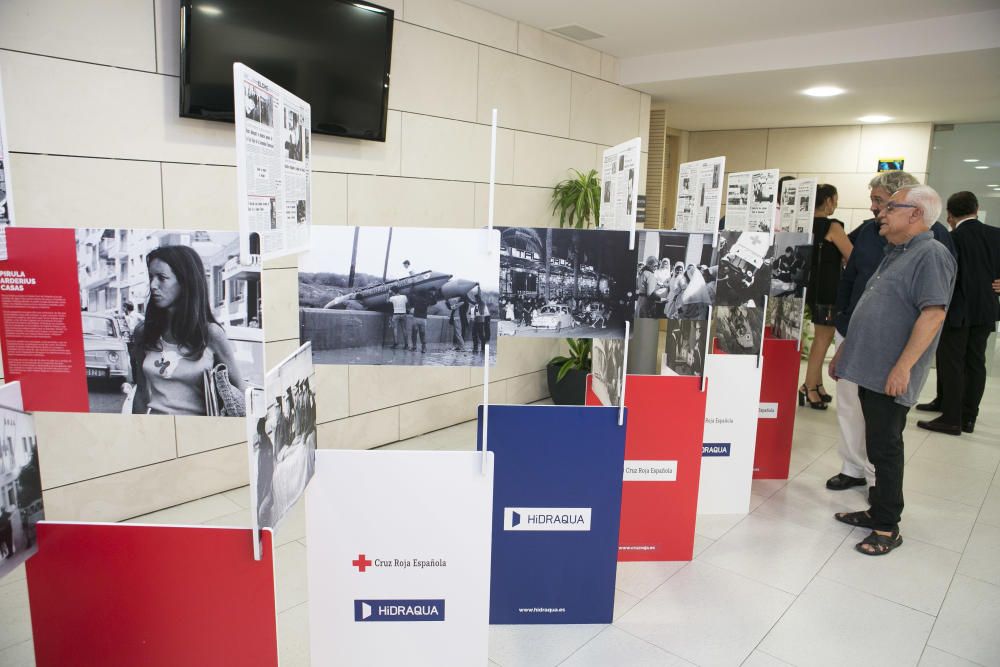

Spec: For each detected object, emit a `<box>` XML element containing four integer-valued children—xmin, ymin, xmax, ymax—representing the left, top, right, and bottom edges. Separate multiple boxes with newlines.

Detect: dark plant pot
<box><xmin>546</xmin><ymin>363</ymin><xmax>589</xmax><ymax>406</ymax></box>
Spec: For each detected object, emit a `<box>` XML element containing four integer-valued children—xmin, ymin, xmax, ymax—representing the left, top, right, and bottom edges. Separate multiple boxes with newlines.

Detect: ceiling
<box><xmin>464</xmin><ymin>0</ymin><xmax>1000</xmax><ymax>131</ymax></box>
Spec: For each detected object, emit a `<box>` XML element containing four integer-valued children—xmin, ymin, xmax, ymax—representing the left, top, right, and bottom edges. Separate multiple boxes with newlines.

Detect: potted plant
<box><xmin>546</xmin><ymin>338</ymin><xmax>592</xmax><ymax>405</ymax></box>
<box><xmin>545</xmin><ymin>168</ymin><xmax>601</xmax><ymax>404</ymax></box>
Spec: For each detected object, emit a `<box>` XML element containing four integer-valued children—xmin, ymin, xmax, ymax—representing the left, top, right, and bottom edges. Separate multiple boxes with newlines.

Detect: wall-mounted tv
<box><xmin>180</xmin><ymin>0</ymin><xmax>393</xmax><ymax>142</ymax></box>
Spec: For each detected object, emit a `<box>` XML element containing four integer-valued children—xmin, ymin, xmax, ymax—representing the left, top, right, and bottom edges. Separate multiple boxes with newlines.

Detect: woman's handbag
<box><xmin>203</xmin><ymin>363</ymin><xmax>246</xmax><ymax>417</ymax></box>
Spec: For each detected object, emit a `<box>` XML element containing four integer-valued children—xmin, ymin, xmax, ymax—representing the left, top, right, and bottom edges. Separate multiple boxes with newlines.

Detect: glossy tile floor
<box><xmin>1</xmin><ymin>363</ymin><xmax>998</xmax><ymax>666</ymax></box>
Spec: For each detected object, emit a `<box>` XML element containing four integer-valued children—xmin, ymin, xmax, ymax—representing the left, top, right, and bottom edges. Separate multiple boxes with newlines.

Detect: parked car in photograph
<box><xmin>81</xmin><ymin>313</ymin><xmax>131</xmax><ymax>383</ymax></box>
<box><xmin>531</xmin><ymin>304</ymin><xmax>575</xmax><ymax>331</ymax></box>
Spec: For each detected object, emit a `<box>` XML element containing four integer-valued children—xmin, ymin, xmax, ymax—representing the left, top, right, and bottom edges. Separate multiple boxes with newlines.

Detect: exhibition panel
<box><xmin>674</xmin><ymin>156</ymin><xmax>725</xmax><ymax>232</ymax></box>
<box><xmin>0</xmin><ymin>382</ymin><xmax>42</xmax><ymax>581</ymax></box>
<box><xmin>753</xmin><ymin>336</ymin><xmax>801</xmax><ymax>480</ymax></box>
<box><xmin>479</xmin><ymin>404</ymin><xmax>626</xmax><ymax>624</ymax></box>
<box><xmin>586</xmin><ymin>374</ymin><xmax>707</xmax><ymax>561</ymax></box>
<box><xmin>306</xmin><ymin>450</ymin><xmax>493</xmax><ymax>667</ymax></box>
<box><xmin>26</xmin><ymin>523</ymin><xmax>279</xmax><ymax>667</ymax></box>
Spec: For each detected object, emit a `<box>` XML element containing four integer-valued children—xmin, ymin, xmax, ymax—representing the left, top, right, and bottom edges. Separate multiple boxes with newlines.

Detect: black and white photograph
<box><xmin>0</xmin><ymin>158</ymin><xmax>9</xmax><ymax>226</ymax></box>
<box><xmin>767</xmin><ymin>295</ymin><xmax>804</xmax><ymax>342</ymax></box>
<box><xmin>0</xmin><ymin>384</ymin><xmax>43</xmax><ymax>581</ymax></box>
<box><xmin>496</xmin><ymin>227</ymin><xmax>638</xmax><ymax>339</ymax></box>
<box><xmin>77</xmin><ymin>229</ymin><xmax>264</xmax><ymax>416</ymax></box>
<box><xmin>299</xmin><ymin>226</ymin><xmax>500</xmax><ymax>366</ymax></box>
<box><xmin>662</xmin><ymin>319</ymin><xmax>708</xmax><ymax>377</ymax></box>
<box><xmin>712</xmin><ymin>305</ymin><xmax>765</xmax><ymax>356</ymax></box>
<box><xmin>591</xmin><ymin>337</ymin><xmax>625</xmax><ymax>407</ymax></box>
<box><xmin>769</xmin><ymin>232</ymin><xmax>812</xmax><ymax>297</ymax></box>
<box><xmin>715</xmin><ymin>231</ymin><xmax>772</xmax><ymax>307</ymax></box>
<box><xmin>752</xmin><ymin>171</ymin><xmax>775</xmax><ymax>204</ymax></box>
<box><xmin>250</xmin><ymin>342</ymin><xmax>316</xmax><ymax>531</ymax></box>
<box><xmin>242</xmin><ymin>83</ymin><xmax>273</xmax><ymax>127</ymax></box>
<box><xmin>284</xmin><ymin>108</ymin><xmax>304</xmax><ymax>161</ymax></box>
<box><xmin>727</xmin><ymin>180</ymin><xmax>749</xmax><ymax>207</ymax></box>
<box><xmin>636</xmin><ymin>231</ymin><xmax>716</xmax><ymax>320</ymax></box>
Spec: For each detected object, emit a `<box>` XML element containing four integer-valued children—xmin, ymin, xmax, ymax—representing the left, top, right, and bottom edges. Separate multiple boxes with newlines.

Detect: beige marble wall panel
<box><xmin>569</xmin><ymin>73</ymin><xmax>641</xmax><ymax>147</ymax></box>
<box><xmin>0</xmin><ymin>0</ymin><xmax>156</xmax><ymax>71</ymax></box>
<box><xmin>311</xmin><ymin>365</ymin><xmax>351</xmax><ymax>424</ymax></box>
<box><xmin>311</xmin><ymin>172</ymin><xmax>349</xmax><ymax>226</ymax></box>
<box><xmin>8</xmin><ymin>154</ymin><xmax>162</xmax><ymax>229</ymax></box>
<box><xmin>400</xmin><ymin>113</ymin><xmax>514</xmax><ymax>183</ymax></box>
<box><xmin>317</xmin><ymin>407</ymin><xmax>400</xmax><ymax>450</ymax></box>
<box><xmin>688</xmin><ymin>130</ymin><xmax>768</xmax><ymax>173</ymax></box>
<box><xmin>348</xmin><ymin>365</ymin><xmax>471</xmax><ymax>414</ymax></box>
<box><xmin>472</xmin><ymin>336</ymin><xmax>560</xmax><ymax>384</ymax></box>
<box><xmin>262</xmin><ymin>268</ymin><xmax>300</xmax><ymax>342</ymax></box>
<box><xmin>347</xmin><ymin>175</ymin><xmax>475</xmax><ymax>228</ymax></box>
<box><xmin>403</xmin><ymin>0</ymin><xmax>516</xmax><ymax>51</ymax></box>
<box><xmin>154</xmin><ymin>0</ymin><xmax>180</xmax><ymax>76</ymax></box>
<box><xmin>265</xmin><ymin>339</ymin><xmax>303</xmax><ymax>370</ymax></box>
<box><xmin>765</xmin><ymin>126</ymin><xmax>861</xmax><ymax>174</ymax></box>
<box><xmin>0</xmin><ymin>51</ymin><xmax>235</xmax><ymax>164</ymax></box>
<box><xmin>161</xmin><ymin>163</ymin><xmax>237</xmax><ymax>230</ymax></box>
<box><xmin>601</xmin><ymin>53</ymin><xmax>619</xmax><ymax>84</ymax></box>
<box><xmin>506</xmin><ymin>370</ymin><xmax>549</xmax><ymax>404</ymax></box>
<box><xmin>517</xmin><ymin>24</ymin><xmax>601</xmax><ymax>78</ymax></box>
<box><xmin>398</xmin><ymin>381</ymin><xmax>505</xmax><ymax>439</ymax></box>
<box><xmin>857</xmin><ymin>123</ymin><xmax>933</xmax><ymax>174</ymax></box>
<box><xmin>175</xmin><ymin>416</ymin><xmax>245</xmax><ymax>457</ymax></box>
<box><xmin>35</xmin><ymin>413</ymin><xmax>176</xmax><ymax>489</ymax></box>
<box><xmin>477</xmin><ymin>47</ymin><xmax>572</xmax><ymax>137</ymax></box>
<box><xmin>41</xmin><ymin>444</ymin><xmax>248</xmax><ymax>522</ymax></box>
<box><xmin>388</xmin><ymin>23</ymin><xmax>479</xmax><ymax>122</ymax></box>
<box><xmin>310</xmin><ymin>111</ymin><xmax>402</xmax><ymax>176</ymax></box>
<box><xmin>512</xmin><ymin>132</ymin><xmax>598</xmax><ymax>188</ymax></box>
<box><xmin>818</xmin><ymin>172</ymin><xmax>882</xmax><ymax>210</ymax></box>
<box><xmin>473</xmin><ymin>183</ymin><xmax>557</xmax><ymax>229</ymax></box>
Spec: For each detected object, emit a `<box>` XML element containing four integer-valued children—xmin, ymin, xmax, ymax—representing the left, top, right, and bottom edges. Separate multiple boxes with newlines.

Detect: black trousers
<box><xmin>858</xmin><ymin>387</ymin><xmax>910</xmax><ymax>532</ymax></box>
<box><xmin>937</xmin><ymin>324</ymin><xmax>993</xmax><ymax>425</ymax></box>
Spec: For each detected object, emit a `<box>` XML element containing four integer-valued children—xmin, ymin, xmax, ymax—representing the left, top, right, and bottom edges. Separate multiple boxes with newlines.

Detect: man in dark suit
<box><xmin>918</xmin><ymin>191</ymin><xmax>1000</xmax><ymax>435</ymax></box>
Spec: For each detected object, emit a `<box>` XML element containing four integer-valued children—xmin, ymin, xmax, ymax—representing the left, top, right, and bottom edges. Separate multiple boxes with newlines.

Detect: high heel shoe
<box><xmin>815</xmin><ymin>385</ymin><xmax>833</xmax><ymax>403</ymax></box>
<box><xmin>798</xmin><ymin>384</ymin><xmax>828</xmax><ymax>410</ymax></box>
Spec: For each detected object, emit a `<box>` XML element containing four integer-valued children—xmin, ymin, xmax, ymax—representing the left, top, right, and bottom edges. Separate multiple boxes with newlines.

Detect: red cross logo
<box><xmin>352</xmin><ymin>554</ymin><xmax>373</xmax><ymax>572</ymax></box>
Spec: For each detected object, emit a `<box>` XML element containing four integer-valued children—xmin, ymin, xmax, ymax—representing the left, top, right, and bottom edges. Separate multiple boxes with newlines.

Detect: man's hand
<box><xmin>885</xmin><ymin>363</ymin><xmax>910</xmax><ymax>397</ymax></box>
<box><xmin>828</xmin><ymin>347</ymin><xmax>842</xmax><ymax>381</ymax></box>
<box><xmin>993</xmin><ymin>278</ymin><xmax>1000</xmax><ymax>295</ymax></box>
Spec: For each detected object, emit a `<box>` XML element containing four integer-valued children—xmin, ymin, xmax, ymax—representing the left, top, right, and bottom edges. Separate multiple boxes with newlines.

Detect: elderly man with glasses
<box><xmin>828</xmin><ymin>185</ymin><xmax>956</xmax><ymax>556</ymax></box>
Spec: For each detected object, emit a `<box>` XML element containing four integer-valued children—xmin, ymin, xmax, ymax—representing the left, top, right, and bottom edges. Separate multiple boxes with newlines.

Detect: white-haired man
<box><xmin>829</xmin><ymin>185</ymin><xmax>956</xmax><ymax>556</ymax></box>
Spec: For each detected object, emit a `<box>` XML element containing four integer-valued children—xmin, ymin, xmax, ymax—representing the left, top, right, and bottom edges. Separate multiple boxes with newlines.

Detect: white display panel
<box><xmin>674</xmin><ymin>156</ymin><xmax>725</xmax><ymax>232</ymax></box>
<box><xmin>698</xmin><ymin>354</ymin><xmax>763</xmax><ymax>514</ymax></box>
<box><xmin>599</xmin><ymin>137</ymin><xmax>641</xmax><ymax>234</ymax></box>
<box><xmin>306</xmin><ymin>450</ymin><xmax>493</xmax><ymax>667</ymax></box>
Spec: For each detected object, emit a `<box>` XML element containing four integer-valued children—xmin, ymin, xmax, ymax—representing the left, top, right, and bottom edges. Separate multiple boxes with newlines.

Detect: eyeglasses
<box><xmin>884</xmin><ymin>202</ymin><xmax>918</xmax><ymax>213</ymax></box>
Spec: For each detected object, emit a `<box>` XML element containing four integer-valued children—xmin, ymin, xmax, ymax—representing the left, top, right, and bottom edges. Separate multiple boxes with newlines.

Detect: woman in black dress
<box><xmin>802</xmin><ymin>184</ymin><xmax>852</xmax><ymax>409</ymax></box>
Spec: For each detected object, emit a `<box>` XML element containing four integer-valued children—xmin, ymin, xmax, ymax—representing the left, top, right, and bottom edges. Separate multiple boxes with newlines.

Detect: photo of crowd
<box><xmin>496</xmin><ymin>227</ymin><xmax>637</xmax><ymax>339</ymax></box>
<box><xmin>635</xmin><ymin>231</ymin><xmax>716</xmax><ymax>320</ymax></box>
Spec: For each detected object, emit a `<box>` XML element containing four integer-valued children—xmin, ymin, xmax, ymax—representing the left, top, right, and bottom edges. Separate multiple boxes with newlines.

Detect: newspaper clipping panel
<box><xmin>778</xmin><ymin>178</ymin><xmax>817</xmax><ymax>233</ymax></box>
<box><xmin>725</xmin><ymin>169</ymin><xmax>778</xmax><ymax>232</ymax></box>
<box><xmin>674</xmin><ymin>157</ymin><xmax>725</xmax><ymax>233</ymax></box>
<box><xmin>0</xmin><ymin>73</ymin><xmax>14</xmax><ymax>260</ymax></box>
<box><xmin>599</xmin><ymin>138</ymin><xmax>641</xmax><ymax>231</ymax></box>
<box><xmin>234</xmin><ymin>63</ymin><xmax>311</xmax><ymax>261</ymax></box>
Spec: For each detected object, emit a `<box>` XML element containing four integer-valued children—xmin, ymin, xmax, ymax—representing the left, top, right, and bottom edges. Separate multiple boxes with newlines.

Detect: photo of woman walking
<box><xmin>131</xmin><ymin>245</ymin><xmax>246</xmax><ymax>416</ymax></box>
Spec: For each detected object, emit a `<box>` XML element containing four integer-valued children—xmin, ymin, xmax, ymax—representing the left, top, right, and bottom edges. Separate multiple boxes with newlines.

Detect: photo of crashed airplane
<box><xmin>299</xmin><ymin>226</ymin><xmax>500</xmax><ymax>366</ymax></box>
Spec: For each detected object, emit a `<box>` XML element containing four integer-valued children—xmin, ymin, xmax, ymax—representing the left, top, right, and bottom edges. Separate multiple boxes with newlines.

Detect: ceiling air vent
<box><xmin>549</xmin><ymin>24</ymin><xmax>605</xmax><ymax>41</ymax></box>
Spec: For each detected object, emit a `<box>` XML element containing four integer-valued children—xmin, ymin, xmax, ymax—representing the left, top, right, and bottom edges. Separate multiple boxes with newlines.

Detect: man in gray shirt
<box><xmin>829</xmin><ymin>185</ymin><xmax>956</xmax><ymax>556</ymax></box>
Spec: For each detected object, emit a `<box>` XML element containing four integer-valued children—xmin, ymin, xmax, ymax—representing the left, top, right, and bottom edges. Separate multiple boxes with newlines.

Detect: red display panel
<box><xmin>0</xmin><ymin>228</ymin><xmax>89</xmax><ymax>412</ymax></box>
<box><xmin>753</xmin><ymin>336</ymin><xmax>800</xmax><ymax>479</ymax></box>
<box><xmin>586</xmin><ymin>374</ymin><xmax>706</xmax><ymax>561</ymax></box>
<box><xmin>26</xmin><ymin>522</ymin><xmax>278</xmax><ymax>667</ymax></box>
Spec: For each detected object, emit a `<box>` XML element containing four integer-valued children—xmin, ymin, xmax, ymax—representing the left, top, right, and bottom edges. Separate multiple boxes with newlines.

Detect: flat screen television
<box><xmin>180</xmin><ymin>0</ymin><xmax>393</xmax><ymax>141</ymax></box>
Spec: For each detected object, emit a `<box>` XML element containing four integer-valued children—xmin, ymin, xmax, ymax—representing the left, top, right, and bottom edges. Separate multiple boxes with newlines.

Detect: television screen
<box><xmin>181</xmin><ymin>0</ymin><xmax>393</xmax><ymax>141</ymax></box>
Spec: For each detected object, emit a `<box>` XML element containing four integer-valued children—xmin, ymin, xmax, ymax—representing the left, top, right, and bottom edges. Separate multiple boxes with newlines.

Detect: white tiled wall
<box><xmin>0</xmin><ymin>0</ymin><xmax>650</xmax><ymax>520</ymax></box>
<box><xmin>688</xmin><ymin>122</ymin><xmax>934</xmax><ymax>231</ymax></box>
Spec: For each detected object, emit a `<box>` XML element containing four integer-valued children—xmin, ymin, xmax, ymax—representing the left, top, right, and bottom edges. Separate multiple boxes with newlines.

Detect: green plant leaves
<box><xmin>551</xmin><ymin>168</ymin><xmax>601</xmax><ymax>229</ymax></box>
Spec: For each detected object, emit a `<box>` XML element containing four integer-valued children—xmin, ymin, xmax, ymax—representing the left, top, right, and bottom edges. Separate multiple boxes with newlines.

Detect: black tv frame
<box><xmin>179</xmin><ymin>0</ymin><xmax>394</xmax><ymax>142</ymax></box>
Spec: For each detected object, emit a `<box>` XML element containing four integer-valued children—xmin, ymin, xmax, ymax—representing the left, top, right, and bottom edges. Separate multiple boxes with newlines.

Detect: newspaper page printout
<box><xmin>778</xmin><ymin>178</ymin><xmax>816</xmax><ymax>233</ymax></box>
<box><xmin>725</xmin><ymin>170</ymin><xmax>779</xmax><ymax>232</ymax></box>
<box><xmin>674</xmin><ymin>156</ymin><xmax>725</xmax><ymax>232</ymax></box>
<box><xmin>234</xmin><ymin>63</ymin><xmax>311</xmax><ymax>262</ymax></box>
<box><xmin>600</xmin><ymin>137</ymin><xmax>641</xmax><ymax>232</ymax></box>
<box><xmin>0</xmin><ymin>72</ymin><xmax>15</xmax><ymax>260</ymax></box>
